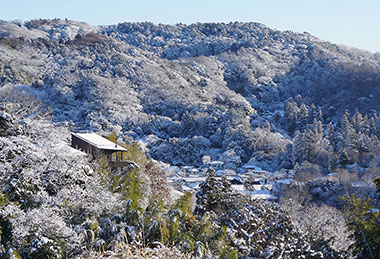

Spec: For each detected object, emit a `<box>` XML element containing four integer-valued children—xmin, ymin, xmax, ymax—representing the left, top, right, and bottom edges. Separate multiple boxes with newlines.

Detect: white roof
<box><xmin>250</xmin><ymin>193</ymin><xmax>276</xmax><ymax>200</ymax></box>
<box><xmin>232</xmin><ymin>185</ymin><xmax>246</xmax><ymax>191</ymax></box>
<box><xmin>209</xmin><ymin>161</ymin><xmax>224</xmax><ymax>165</ymax></box>
<box><xmin>187</xmin><ymin>182</ymin><xmax>201</xmax><ymax>189</ymax></box>
<box><xmin>242</xmin><ymin>164</ymin><xmax>267</xmax><ymax>172</ymax></box>
<box><xmin>182</xmin><ymin>176</ymin><xmax>207</xmax><ymax>182</ymax></box>
<box><xmin>238</xmin><ymin>190</ymin><xmax>276</xmax><ymax>200</ymax></box>
<box><xmin>72</xmin><ymin>132</ymin><xmax>127</xmax><ymax>152</ymax></box>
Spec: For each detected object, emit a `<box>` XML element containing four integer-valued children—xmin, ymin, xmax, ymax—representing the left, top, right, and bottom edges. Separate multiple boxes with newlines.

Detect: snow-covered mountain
<box><xmin>1</xmin><ymin>19</ymin><xmax>380</xmax><ymax>168</ymax></box>
<box><xmin>2</xmin><ymin>19</ymin><xmax>380</xmax><ymax>258</ymax></box>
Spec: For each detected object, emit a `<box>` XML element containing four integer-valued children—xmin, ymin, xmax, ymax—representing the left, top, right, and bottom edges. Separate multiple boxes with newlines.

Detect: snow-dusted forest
<box><xmin>0</xmin><ymin>19</ymin><xmax>380</xmax><ymax>258</ymax></box>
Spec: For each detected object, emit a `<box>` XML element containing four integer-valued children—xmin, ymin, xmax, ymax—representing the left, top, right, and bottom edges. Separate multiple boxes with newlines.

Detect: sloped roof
<box><xmin>72</xmin><ymin>132</ymin><xmax>127</xmax><ymax>152</ymax></box>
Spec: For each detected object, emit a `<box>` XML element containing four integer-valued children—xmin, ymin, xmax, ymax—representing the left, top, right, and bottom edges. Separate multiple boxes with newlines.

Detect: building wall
<box><xmin>72</xmin><ymin>134</ymin><xmax>91</xmax><ymax>153</ymax></box>
<box><xmin>71</xmin><ymin>134</ymin><xmax>115</xmax><ymax>162</ymax></box>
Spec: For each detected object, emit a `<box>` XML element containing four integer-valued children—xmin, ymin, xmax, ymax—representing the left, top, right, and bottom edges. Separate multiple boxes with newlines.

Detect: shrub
<box><xmin>341</xmin><ymin>192</ymin><xmax>380</xmax><ymax>258</ymax></box>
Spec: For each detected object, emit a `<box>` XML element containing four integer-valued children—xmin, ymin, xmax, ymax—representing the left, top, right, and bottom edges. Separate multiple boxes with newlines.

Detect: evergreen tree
<box><xmin>298</xmin><ymin>120</ymin><xmax>323</xmax><ymax>163</ymax></box>
<box><xmin>309</xmin><ymin>103</ymin><xmax>316</xmax><ymax>124</ymax></box>
<box><xmin>285</xmin><ymin>99</ymin><xmax>299</xmax><ymax>135</ymax></box>
<box><xmin>340</xmin><ymin>110</ymin><xmax>356</xmax><ymax>151</ymax></box>
<box><xmin>357</xmin><ymin>132</ymin><xmax>370</xmax><ymax>153</ymax></box>
<box><xmin>327</xmin><ymin>122</ymin><xmax>337</xmax><ymax>150</ymax></box>
<box><xmin>194</xmin><ymin>175</ymin><xmax>235</xmax><ymax>217</ymax></box>
<box><xmin>362</xmin><ymin>114</ymin><xmax>370</xmax><ymax>135</ymax></box>
<box><xmin>299</xmin><ymin>103</ymin><xmax>309</xmax><ymax>127</ymax></box>
<box><xmin>292</xmin><ymin>130</ymin><xmax>304</xmax><ymax>165</ymax></box>
<box><xmin>315</xmin><ymin>105</ymin><xmax>323</xmax><ymax>122</ymax></box>
<box><xmin>303</xmin><ymin>129</ymin><xmax>315</xmax><ymax>162</ymax></box>
<box><xmin>312</xmin><ymin>119</ymin><xmax>323</xmax><ymax>143</ymax></box>
<box><xmin>341</xmin><ymin>109</ymin><xmax>351</xmax><ymax>129</ymax></box>
<box><xmin>352</xmin><ymin>108</ymin><xmax>363</xmax><ymax>133</ymax></box>
<box><xmin>369</xmin><ymin>134</ymin><xmax>380</xmax><ymax>156</ymax></box>
<box><xmin>328</xmin><ymin>147</ymin><xmax>338</xmax><ymax>172</ymax></box>
<box><xmin>338</xmin><ymin>147</ymin><xmax>352</xmax><ymax>166</ymax></box>
<box><xmin>294</xmin><ymin>94</ymin><xmax>303</xmax><ymax>105</ymax></box>
<box><xmin>369</xmin><ymin>114</ymin><xmax>378</xmax><ymax>136</ymax></box>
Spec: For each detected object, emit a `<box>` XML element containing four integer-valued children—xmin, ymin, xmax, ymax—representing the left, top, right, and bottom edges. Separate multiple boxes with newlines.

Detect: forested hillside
<box><xmin>0</xmin><ymin>19</ymin><xmax>380</xmax><ymax>258</ymax></box>
<box><xmin>1</xmin><ymin>19</ymin><xmax>380</xmax><ymax>167</ymax></box>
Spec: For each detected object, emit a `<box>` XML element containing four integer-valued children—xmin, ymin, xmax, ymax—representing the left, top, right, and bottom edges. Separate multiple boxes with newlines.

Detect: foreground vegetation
<box><xmin>0</xmin><ymin>95</ymin><xmax>378</xmax><ymax>258</ymax></box>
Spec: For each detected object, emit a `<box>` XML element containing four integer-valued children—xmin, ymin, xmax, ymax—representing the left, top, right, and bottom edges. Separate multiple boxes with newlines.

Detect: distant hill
<box><xmin>1</xmin><ymin>19</ymin><xmax>380</xmax><ymax>167</ymax></box>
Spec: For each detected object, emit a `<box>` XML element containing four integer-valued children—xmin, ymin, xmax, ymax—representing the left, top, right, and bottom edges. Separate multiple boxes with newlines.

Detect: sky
<box><xmin>1</xmin><ymin>0</ymin><xmax>380</xmax><ymax>53</ymax></box>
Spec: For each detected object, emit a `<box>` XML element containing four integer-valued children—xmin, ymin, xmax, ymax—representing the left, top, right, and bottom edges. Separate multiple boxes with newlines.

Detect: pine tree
<box><xmin>341</xmin><ymin>109</ymin><xmax>350</xmax><ymax>129</ymax></box>
<box><xmin>340</xmin><ymin>109</ymin><xmax>356</xmax><ymax>151</ymax></box>
<box><xmin>328</xmin><ymin>147</ymin><xmax>338</xmax><ymax>172</ymax></box>
<box><xmin>362</xmin><ymin>114</ymin><xmax>370</xmax><ymax>135</ymax></box>
<box><xmin>357</xmin><ymin>132</ymin><xmax>370</xmax><ymax>153</ymax></box>
<box><xmin>327</xmin><ymin>122</ymin><xmax>337</xmax><ymax>150</ymax></box>
<box><xmin>369</xmin><ymin>134</ymin><xmax>380</xmax><ymax>156</ymax></box>
<box><xmin>309</xmin><ymin>103</ymin><xmax>316</xmax><ymax>124</ymax></box>
<box><xmin>369</xmin><ymin>114</ymin><xmax>378</xmax><ymax>136</ymax></box>
<box><xmin>292</xmin><ymin>130</ymin><xmax>304</xmax><ymax>165</ymax></box>
<box><xmin>312</xmin><ymin>119</ymin><xmax>323</xmax><ymax>143</ymax></box>
<box><xmin>194</xmin><ymin>175</ymin><xmax>234</xmax><ymax>217</ymax></box>
<box><xmin>338</xmin><ymin>147</ymin><xmax>352</xmax><ymax>166</ymax></box>
<box><xmin>303</xmin><ymin>129</ymin><xmax>315</xmax><ymax>162</ymax></box>
<box><xmin>285</xmin><ymin>100</ymin><xmax>299</xmax><ymax>135</ymax></box>
<box><xmin>299</xmin><ymin>103</ymin><xmax>309</xmax><ymax>127</ymax></box>
<box><xmin>315</xmin><ymin>105</ymin><xmax>323</xmax><ymax>122</ymax></box>
<box><xmin>352</xmin><ymin>108</ymin><xmax>363</xmax><ymax>133</ymax></box>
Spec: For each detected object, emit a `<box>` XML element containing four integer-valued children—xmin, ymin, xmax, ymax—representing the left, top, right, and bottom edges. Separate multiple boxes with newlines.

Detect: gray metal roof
<box><xmin>72</xmin><ymin>132</ymin><xmax>127</xmax><ymax>152</ymax></box>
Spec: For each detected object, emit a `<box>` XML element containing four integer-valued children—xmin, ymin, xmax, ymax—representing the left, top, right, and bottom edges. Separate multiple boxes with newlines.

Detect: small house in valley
<box><xmin>208</xmin><ymin>161</ymin><xmax>224</xmax><ymax>170</ymax></box>
<box><xmin>71</xmin><ymin>132</ymin><xmax>132</xmax><ymax>169</ymax></box>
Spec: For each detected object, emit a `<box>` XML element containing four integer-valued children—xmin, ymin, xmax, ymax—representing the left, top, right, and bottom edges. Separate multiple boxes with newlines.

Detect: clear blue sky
<box><xmin>1</xmin><ymin>0</ymin><xmax>379</xmax><ymax>52</ymax></box>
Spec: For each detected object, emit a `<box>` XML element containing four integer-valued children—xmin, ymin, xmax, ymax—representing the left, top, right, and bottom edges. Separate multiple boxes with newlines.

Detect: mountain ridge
<box><xmin>1</xmin><ymin>18</ymin><xmax>380</xmax><ymax>258</ymax></box>
<box><xmin>1</xmin><ymin>19</ymin><xmax>380</xmax><ymax>167</ymax></box>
